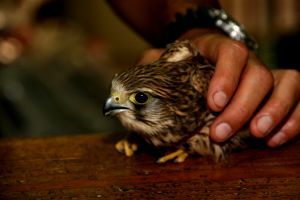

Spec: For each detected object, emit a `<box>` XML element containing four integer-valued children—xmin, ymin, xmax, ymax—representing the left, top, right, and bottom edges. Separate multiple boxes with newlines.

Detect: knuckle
<box><xmin>255</xmin><ymin>66</ymin><xmax>274</xmax><ymax>89</ymax></box>
<box><xmin>286</xmin><ymin>69</ymin><xmax>300</xmax><ymax>87</ymax></box>
<box><xmin>271</xmin><ymin>100</ymin><xmax>290</xmax><ymax>117</ymax></box>
<box><xmin>278</xmin><ymin>69</ymin><xmax>299</xmax><ymax>81</ymax></box>
<box><xmin>218</xmin><ymin>75</ymin><xmax>239</xmax><ymax>93</ymax></box>
<box><xmin>285</xmin><ymin>69</ymin><xmax>300</xmax><ymax>78</ymax></box>
<box><xmin>227</xmin><ymin>40</ymin><xmax>249</xmax><ymax>58</ymax></box>
<box><xmin>232</xmin><ymin>41</ymin><xmax>249</xmax><ymax>57</ymax></box>
<box><xmin>143</xmin><ymin>49</ymin><xmax>160</xmax><ymax>57</ymax></box>
<box><xmin>219</xmin><ymin>40</ymin><xmax>249</xmax><ymax>59</ymax></box>
<box><xmin>258</xmin><ymin>65</ymin><xmax>272</xmax><ymax>78</ymax></box>
<box><xmin>138</xmin><ymin>48</ymin><xmax>162</xmax><ymax>64</ymax></box>
<box><xmin>276</xmin><ymin>69</ymin><xmax>300</xmax><ymax>99</ymax></box>
<box><xmin>233</xmin><ymin>105</ymin><xmax>252</xmax><ymax>125</ymax></box>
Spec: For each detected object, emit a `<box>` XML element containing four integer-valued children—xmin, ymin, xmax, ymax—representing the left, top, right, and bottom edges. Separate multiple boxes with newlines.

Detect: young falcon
<box><xmin>103</xmin><ymin>40</ymin><xmax>249</xmax><ymax>163</ymax></box>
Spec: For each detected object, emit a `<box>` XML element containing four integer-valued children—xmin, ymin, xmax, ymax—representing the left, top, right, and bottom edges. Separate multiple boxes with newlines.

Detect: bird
<box><xmin>103</xmin><ymin>40</ymin><xmax>249</xmax><ymax>163</ymax></box>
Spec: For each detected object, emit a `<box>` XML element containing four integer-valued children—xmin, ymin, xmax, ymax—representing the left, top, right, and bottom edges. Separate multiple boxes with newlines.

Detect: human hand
<box><xmin>253</xmin><ymin>69</ymin><xmax>300</xmax><ymax>147</ymax></box>
<box><xmin>136</xmin><ymin>30</ymin><xmax>300</xmax><ymax>147</ymax></box>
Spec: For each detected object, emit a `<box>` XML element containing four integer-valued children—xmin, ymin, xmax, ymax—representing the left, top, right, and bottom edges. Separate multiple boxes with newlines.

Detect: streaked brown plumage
<box><xmin>103</xmin><ymin>40</ymin><xmax>249</xmax><ymax>163</ymax></box>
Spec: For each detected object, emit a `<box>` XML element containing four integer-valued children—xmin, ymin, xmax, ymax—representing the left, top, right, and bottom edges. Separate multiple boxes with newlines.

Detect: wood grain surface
<box><xmin>0</xmin><ymin>134</ymin><xmax>299</xmax><ymax>199</ymax></box>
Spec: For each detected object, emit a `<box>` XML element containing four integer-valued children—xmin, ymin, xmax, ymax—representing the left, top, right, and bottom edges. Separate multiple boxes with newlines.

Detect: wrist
<box><xmin>178</xmin><ymin>28</ymin><xmax>223</xmax><ymax>41</ymax></box>
<box><xmin>162</xmin><ymin>7</ymin><xmax>258</xmax><ymax>51</ymax></box>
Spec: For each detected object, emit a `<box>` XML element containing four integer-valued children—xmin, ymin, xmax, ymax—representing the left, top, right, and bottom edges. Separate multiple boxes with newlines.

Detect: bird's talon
<box><xmin>174</xmin><ymin>152</ymin><xmax>189</xmax><ymax>163</ymax></box>
<box><xmin>115</xmin><ymin>140</ymin><xmax>125</xmax><ymax>153</ymax></box>
<box><xmin>131</xmin><ymin>143</ymin><xmax>138</xmax><ymax>152</ymax></box>
<box><xmin>157</xmin><ymin>149</ymin><xmax>188</xmax><ymax>163</ymax></box>
<box><xmin>115</xmin><ymin>139</ymin><xmax>138</xmax><ymax>157</ymax></box>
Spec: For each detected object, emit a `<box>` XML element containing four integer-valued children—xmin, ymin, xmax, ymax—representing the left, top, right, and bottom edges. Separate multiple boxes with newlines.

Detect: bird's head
<box><xmin>103</xmin><ymin>72</ymin><xmax>173</xmax><ymax>135</ymax></box>
<box><xmin>103</xmin><ymin>79</ymin><xmax>154</xmax><ymax>117</ymax></box>
<box><xmin>103</xmin><ymin>40</ymin><xmax>212</xmax><ymax>135</ymax></box>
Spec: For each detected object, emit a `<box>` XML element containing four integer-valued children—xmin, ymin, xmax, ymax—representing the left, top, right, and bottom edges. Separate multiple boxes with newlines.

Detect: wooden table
<box><xmin>0</xmin><ymin>134</ymin><xmax>299</xmax><ymax>199</ymax></box>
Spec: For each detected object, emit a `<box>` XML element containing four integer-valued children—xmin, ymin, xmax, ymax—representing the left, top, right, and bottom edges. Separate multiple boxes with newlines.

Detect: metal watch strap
<box><xmin>163</xmin><ymin>7</ymin><xmax>258</xmax><ymax>51</ymax></box>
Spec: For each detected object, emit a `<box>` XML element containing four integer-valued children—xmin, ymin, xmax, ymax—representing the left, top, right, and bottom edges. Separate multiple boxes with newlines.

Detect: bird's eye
<box><xmin>129</xmin><ymin>92</ymin><xmax>150</xmax><ymax>105</ymax></box>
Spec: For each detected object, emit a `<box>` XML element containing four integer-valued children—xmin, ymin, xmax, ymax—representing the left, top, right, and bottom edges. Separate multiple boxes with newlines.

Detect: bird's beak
<box><xmin>103</xmin><ymin>96</ymin><xmax>129</xmax><ymax>116</ymax></box>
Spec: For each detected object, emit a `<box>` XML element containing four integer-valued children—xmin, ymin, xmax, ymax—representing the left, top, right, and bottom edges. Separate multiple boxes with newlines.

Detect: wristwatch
<box><xmin>163</xmin><ymin>7</ymin><xmax>258</xmax><ymax>51</ymax></box>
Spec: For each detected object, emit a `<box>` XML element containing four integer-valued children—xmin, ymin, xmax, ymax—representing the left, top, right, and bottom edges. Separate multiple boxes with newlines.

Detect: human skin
<box><xmin>107</xmin><ymin>0</ymin><xmax>300</xmax><ymax>147</ymax></box>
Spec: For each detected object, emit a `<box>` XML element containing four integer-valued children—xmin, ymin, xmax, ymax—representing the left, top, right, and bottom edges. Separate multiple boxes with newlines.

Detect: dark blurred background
<box><xmin>0</xmin><ymin>0</ymin><xmax>299</xmax><ymax>138</ymax></box>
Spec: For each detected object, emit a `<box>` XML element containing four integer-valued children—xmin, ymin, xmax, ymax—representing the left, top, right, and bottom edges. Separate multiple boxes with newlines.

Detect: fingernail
<box><xmin>270</xmin><ymin>131</ymin><xmax>286</xmax><ymax>147</ymax></box>
<box><xmin>257</xmin><ymin>115</ymin><xmax>273</xmax><ymax>136</ymax></box>
<box><xmin>213</xmin><ymin>91</ymin><xmax>228</xmax><ymax>108</ymax></box>
<box><xmin>215</xmin><ymin>122</ymin><xmax>232</xmax><ymax>141</ymax></box>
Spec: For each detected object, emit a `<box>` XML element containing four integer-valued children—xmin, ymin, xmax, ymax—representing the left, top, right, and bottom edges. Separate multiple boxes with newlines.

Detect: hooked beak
<box><xmin>103</xmin><ymin>97</ymin><xmax>129</xmax><ymax>116</ymax></box>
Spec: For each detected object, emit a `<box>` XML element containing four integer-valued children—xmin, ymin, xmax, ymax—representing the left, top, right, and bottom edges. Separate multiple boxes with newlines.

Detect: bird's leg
<box><xmin>157</xmin><ymin>148</ymin><xmax>189</xmax><ymax>163</ymax></box>
<box><xmin>115</xmin><ymin>139</ymin><xmax>138</xmax><ymax>157</ymax></box>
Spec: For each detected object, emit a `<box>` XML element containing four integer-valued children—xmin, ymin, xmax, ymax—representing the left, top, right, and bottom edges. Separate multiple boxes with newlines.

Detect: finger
<box><xmin>136</xmin><ymin>48</ymin><xmax>164</xmax><ymax>65</ymax></box>
<box><xmin>250</xmin><ymin>70</ymin><xmax>300</xmax><ymax>138</ymax></box>
<box><xmin>210</xmin><ymin>60</ymin><xmax>273</xmax><ymax>142</ymax></box>
<box><xmin>267</xmin><ymin>102</ymin><xmax>300</xmax><ymax>147</ymax></box>
<box><xmin>194</xmin><ymin>35</ymin><xmax>249</xmax><ymax>112</ymax></box>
